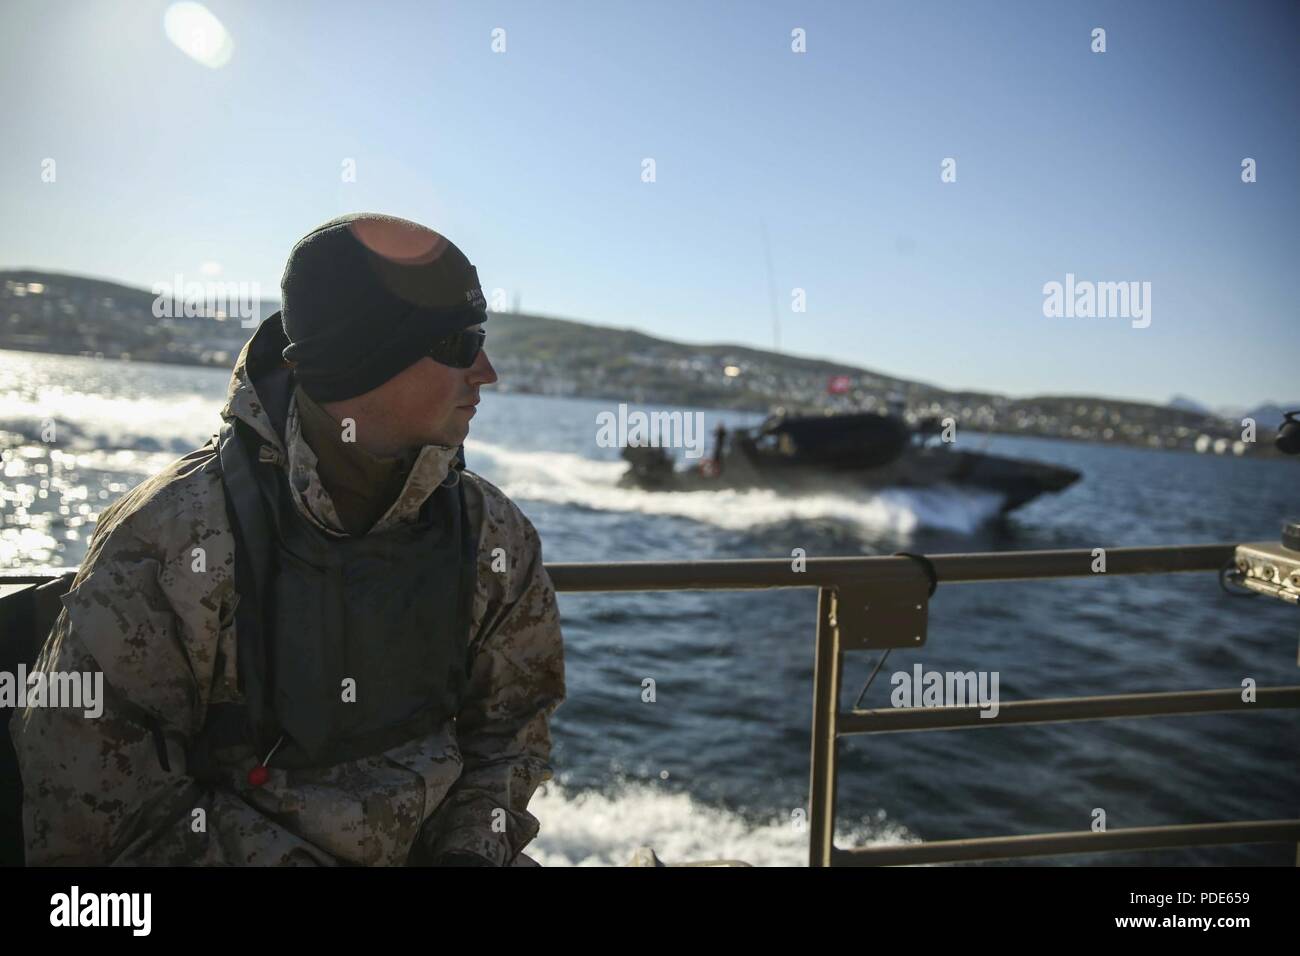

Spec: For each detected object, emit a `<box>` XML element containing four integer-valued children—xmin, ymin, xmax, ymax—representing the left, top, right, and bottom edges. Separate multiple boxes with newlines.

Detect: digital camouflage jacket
<box><xmin>9</xmin><ymin>332</ymin><xmax>566</xmax><ymax>866</ymax></box>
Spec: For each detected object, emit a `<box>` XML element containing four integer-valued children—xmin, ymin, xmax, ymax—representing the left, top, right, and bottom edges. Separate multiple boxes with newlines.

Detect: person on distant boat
<box><xmin>705</xmin><ymin>422</ymin><xmax>727</xmax><ymax>477</ymax></box>
<box><xmin>9</xmin><ymin>213</ymin><xmax>566</xmax><ymax>866</ymax></box>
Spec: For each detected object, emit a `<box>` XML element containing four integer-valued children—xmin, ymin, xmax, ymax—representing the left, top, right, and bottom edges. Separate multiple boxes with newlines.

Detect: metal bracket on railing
<box><xmin>831</xmin><ymin>578</ymin><xmax>929</xmax><ymax>650</ymax></box>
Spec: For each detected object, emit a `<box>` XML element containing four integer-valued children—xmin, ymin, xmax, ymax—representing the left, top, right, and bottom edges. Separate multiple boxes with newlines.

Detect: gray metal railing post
<box><xmin>807</xmin><ymin>587</ymin><xmax>841</xmax><ymax>867</ymax></box>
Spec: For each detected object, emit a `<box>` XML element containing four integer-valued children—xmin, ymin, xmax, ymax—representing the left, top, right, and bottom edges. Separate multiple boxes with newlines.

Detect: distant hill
<box><xmin>1168</xmin><ymin>394</ymin><xmax>1210</xmax><ymax>415</ymax></box>
<box><xmin>1170</xmin><ymin>395</ymin><xmax>1296</xmax><ymax>432</ymax></box>
<box><xmin>1240</xmin><ymin>403</ymin><xmax>1298</xmax><ymax>428</ymax></box>
<box><xmin>0</xmin><ymin>268</ymin><xmax>277</xmax><ymax>368</ymax></box>
<box><xmin>1</xmin><ymin>269</ymin><xmax>1290</xmax><ymax>458</ymax></box>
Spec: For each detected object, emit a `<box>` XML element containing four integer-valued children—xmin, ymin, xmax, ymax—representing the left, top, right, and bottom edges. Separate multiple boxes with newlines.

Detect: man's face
<box><xmin>322</xmin><ymin>323</ymin><xmax>497</xmax><ymax>454</ymax></box>
<box><xmin>392</xmin><ymin>323</ymin><xmax>498</xmax><ymax>448</ymax></box>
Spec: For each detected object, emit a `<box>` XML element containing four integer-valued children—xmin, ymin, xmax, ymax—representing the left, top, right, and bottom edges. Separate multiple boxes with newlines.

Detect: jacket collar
<box><xmin>222</xmin><ymin>313</ymin><xmax>464</xmax><ymax>538</ymax></box>
<box><xmin>284</xmin><ymin>397</ymin><xmax>462</xmax><ymax>537</ymax></box>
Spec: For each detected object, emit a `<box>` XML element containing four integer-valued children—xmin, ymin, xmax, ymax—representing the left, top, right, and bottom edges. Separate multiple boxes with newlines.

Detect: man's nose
<box><xmin>468</xmin><ymin>348</ymin><xmax>498</xmax><ymax>386</ymax></box>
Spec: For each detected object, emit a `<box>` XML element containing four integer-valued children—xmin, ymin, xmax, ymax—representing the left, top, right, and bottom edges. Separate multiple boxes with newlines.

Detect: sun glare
<box><xmin>163</xmin><ymin>2</ymin><xmax>233</xmax><ymax>69</ymax></box>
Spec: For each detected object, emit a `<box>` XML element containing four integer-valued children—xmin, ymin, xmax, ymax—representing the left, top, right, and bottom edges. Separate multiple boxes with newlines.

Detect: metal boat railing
<box><xmin>4</xmin><ymin>543</ymin><xmax>1298</xmax><ymax>866</ymax></box>
<box><xmin>546</xmin><ymin>544</ymin><xmax>1300</xmax><ymax>866</ymax></box>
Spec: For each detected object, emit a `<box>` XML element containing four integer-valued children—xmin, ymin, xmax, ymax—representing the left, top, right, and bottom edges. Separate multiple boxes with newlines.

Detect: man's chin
<box><xmin>423</xmin><ymin>425</ymin><xmax>468</xmax><ymax>449</ymax></box>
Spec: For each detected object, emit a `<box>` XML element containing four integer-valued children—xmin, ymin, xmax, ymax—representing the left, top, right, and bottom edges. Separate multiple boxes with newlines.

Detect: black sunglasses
<box><xmin>427</xmin><ymin>327</ymin><xmax>486</xmax><ymax>368</ymax></box>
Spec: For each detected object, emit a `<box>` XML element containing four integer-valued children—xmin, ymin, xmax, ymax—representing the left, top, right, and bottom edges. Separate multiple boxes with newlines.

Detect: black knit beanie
<box><xmin>280</xmin><ymin>212</ymin><xmax>488</xmax><ymax>402</ymax></box>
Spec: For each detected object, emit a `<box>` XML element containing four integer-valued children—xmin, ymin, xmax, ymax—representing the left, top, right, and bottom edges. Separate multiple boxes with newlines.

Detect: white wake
<box><xmin>467</xmin><ymin>440</ymin><xmax>1006</xmax><ymax>535</ymax></box>
<box><xmin>527</xmin><ymin>779</ymin><xmax>918</xmax><ymax>867</ymax></box>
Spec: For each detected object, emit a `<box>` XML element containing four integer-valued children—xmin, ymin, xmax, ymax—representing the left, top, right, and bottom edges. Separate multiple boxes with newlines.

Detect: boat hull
<box><xmin>619</xmin><ymin>446</ymin><xmax>1081</xmax><ymax>514</ymax></box>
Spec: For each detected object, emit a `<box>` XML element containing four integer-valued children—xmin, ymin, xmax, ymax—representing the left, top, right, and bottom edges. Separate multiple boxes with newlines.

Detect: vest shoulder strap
<box><xmin>202</xmin><ymin>418</ymin><xmax>282</xmax><ymax>763</ymax></box>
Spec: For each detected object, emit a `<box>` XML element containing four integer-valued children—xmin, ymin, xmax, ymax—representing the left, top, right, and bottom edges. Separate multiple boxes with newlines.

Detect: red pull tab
<box><xmin>247</xmin><ymin>735</ymin><xmax>285</xmax><ymax>788</ymax></box>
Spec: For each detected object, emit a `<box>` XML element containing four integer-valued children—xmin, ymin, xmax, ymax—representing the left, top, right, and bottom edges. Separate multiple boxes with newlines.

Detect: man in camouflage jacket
<box><xmin>9</xmin><ymin>214</ymin><xmax>566</xmax><ymax>866</ymax></box>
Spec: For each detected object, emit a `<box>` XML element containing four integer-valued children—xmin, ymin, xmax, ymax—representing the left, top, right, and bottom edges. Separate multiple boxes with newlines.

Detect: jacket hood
<box><xmin>220</xmin><ymin>313</ymin><xmax>465</xmax><ymax>536</ymax></box>
<box><xmin>220</xmin><ymin>311</ymin><xmax>297</xmax><ymax>455</ymax></box>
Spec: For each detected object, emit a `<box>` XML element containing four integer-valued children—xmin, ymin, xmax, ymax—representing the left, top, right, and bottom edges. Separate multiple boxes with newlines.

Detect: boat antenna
<box><xmin>760</xmin><ymin>216</ymin><xmax>779</xmax><ymax>353</ymax></box>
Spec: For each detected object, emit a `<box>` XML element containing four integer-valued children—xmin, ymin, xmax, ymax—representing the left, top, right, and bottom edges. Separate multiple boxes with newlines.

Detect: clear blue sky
<box><xmin>3</xmin><ymin>0</ymin><xmax>1296</xmax><ymax>409</ymax></box>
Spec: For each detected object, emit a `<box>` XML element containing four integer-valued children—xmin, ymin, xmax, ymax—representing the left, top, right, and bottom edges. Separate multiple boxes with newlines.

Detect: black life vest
<box><xmin>188</xmin><ymin>315</ymin><xmax>477</xmax><ymax>780</ymax></box>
